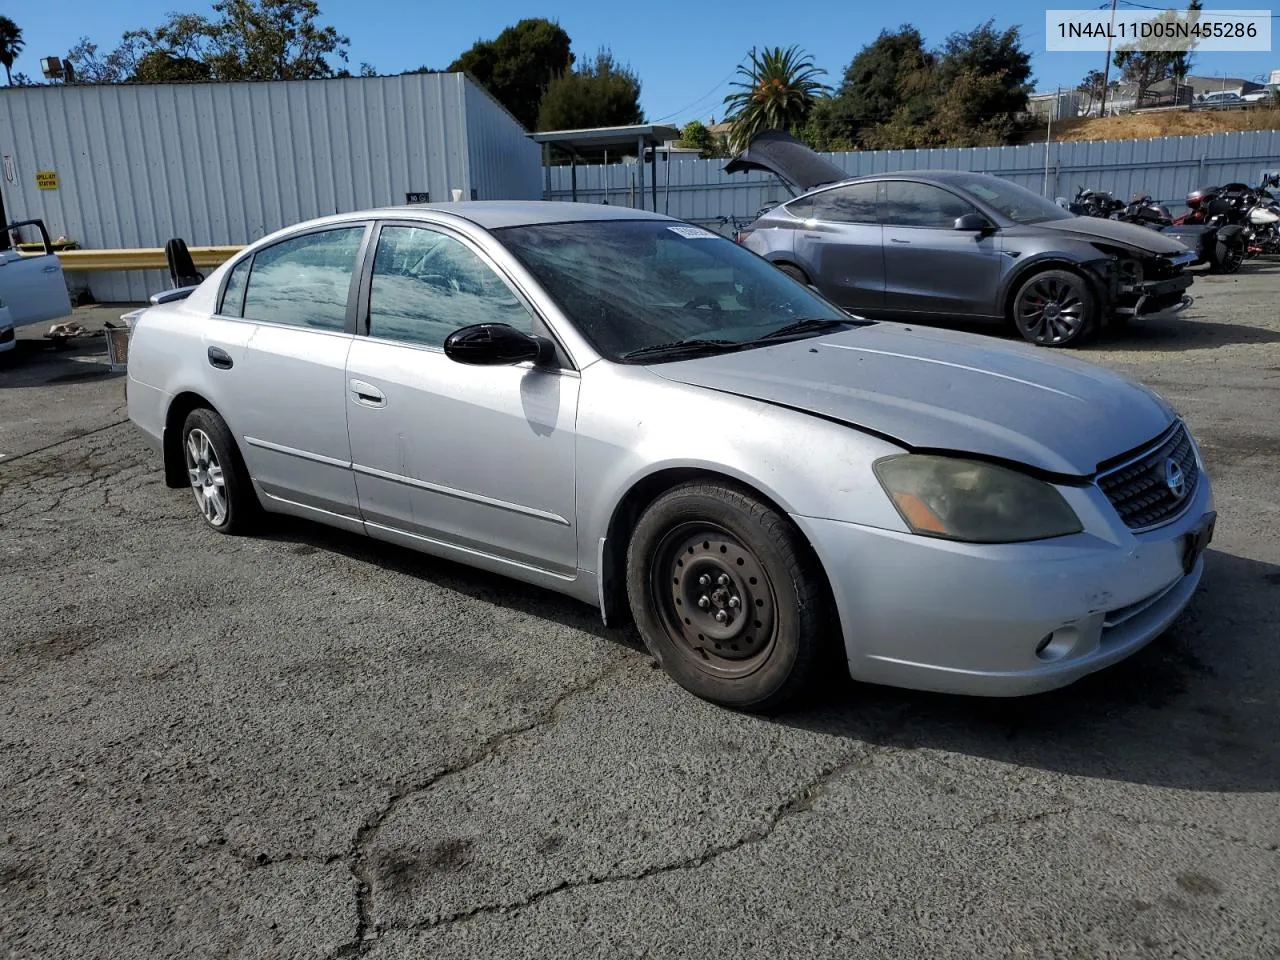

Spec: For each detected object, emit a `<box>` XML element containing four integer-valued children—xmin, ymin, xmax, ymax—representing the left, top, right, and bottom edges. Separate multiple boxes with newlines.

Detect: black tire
<box><xmin>1208</xmin><ymin>236</ymin><xmax>1244</xmax><ymax>274</ymax></box>
<box><xmin>625</xmin><ymin>481</ymin><xmax>835</xmax><ymax>712</ymax></box>
<box><xmin>775</xmin><ymin>262</ymin><xmax>809</xmax><ymax>284</ymax></box>
<box><xmin>180</xmin><ymin>408</ymin><xmax>257</xmax><ymax>534</ymax></box>
<box><xmin>1009</xmin><ymin>268</ymin><xmax>1097</xmax><ymax>347</ymax></box>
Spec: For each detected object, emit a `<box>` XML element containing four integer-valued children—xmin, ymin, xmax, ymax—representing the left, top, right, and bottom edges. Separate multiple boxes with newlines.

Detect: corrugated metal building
<box><xmin>0</xmin><ymin>73</ymin><xmax>541</xmax><ymax>301</ymax></box>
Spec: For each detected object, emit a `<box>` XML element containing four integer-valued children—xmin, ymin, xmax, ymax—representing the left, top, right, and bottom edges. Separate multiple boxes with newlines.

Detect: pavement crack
<box><xmin>385</xmin><ymin>745</ymin><xmax>882</xmax><ymax>941</ymax></box>
<box><xmin>326</xmin><ymin>656</ymin><xmax>634</xmax><ymax>958</ymax></box>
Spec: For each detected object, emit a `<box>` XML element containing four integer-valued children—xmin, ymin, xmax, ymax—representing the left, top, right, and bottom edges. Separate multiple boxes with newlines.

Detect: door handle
<box><xmin>349</xmin><ymin>378</ymin><xmax>387</xmax><ymax>407</ymax></box>
<box><xmin>207</xmin><ymin>346</ymin><xmax>233</xmax><ymax>370</ymax></box>
<box><xmin>43</xmin><ymin>264</ymin><xmax>60</xmax><ymax>273</ymax></box>
<box><xmin>803</xmin><ymin>233</ymin><xmax>822</xmax><ymax>238</ymax></box>
<box><xmin>890</xmin><ymin>238</ymin><xmax>911</xmax><ymax>244</ymax></box>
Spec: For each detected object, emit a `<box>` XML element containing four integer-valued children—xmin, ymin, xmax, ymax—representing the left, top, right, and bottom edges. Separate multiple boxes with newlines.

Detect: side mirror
<box><xmin>443</xmin><ymin>323</ymin><xmax>555</xmax><ymax>366</ymax></box>
<box><xmin>954</xmin><ymin>213</ymin><xmax>994</xmax><ymax>232</ymax></box>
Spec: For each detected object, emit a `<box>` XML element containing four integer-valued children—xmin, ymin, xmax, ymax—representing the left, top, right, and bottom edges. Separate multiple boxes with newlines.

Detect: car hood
<box><xmin>648</xmin><ymin>323</ymin><xmax>1175</xmax><ymax>477</ymax></box>
<box><xmin>723</xmin><ymin>130</ymin><xmax>849</xmax><ymax>192</ymax></box>
<box><xmin>1034</xmin><ymin>215</ymin><xmax>1191</xmax><ymax>255</ymax></box>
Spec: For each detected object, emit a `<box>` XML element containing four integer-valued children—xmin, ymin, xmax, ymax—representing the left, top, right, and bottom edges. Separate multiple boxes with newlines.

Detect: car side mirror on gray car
<box><xmin>443</xmin><ymin>323</ymin><xmax>556</xmax><ymax>366</ymax></box>
<box><xmin>954</xmin><ymin>213</ymin><xmax>995</xmax><ymax>232</ymax></box>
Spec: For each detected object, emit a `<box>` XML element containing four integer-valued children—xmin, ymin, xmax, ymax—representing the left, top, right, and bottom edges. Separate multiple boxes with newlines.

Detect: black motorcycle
<box><xmin>1066</xmin><ymin>186</ymin><xmax>1126</xmax><ymax>219</ymax></box>
<box><xmin>1116</xmin><ymin>190</ymin><xmax>1246</xmax><ymax>274</ymax></box>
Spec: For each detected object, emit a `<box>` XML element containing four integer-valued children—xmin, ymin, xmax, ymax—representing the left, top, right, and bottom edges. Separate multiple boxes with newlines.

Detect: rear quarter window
<box><xmin>218</xmin><ymin>257</ymin><xmax>251</xmax><ymax>318</ymax></box>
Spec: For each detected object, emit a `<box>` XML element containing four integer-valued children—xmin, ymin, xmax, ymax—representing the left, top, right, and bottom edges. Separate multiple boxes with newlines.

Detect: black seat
<box><xmin>164</xmin><ymin>238</ymin><xmax>204</xmax><ymax>288</ymax></box>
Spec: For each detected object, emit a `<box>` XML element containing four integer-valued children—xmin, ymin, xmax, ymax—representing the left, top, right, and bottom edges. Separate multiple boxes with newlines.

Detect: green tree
<box><xmin>66</xmin><ymin>36</ymin><xmax>141</xmax><ymax>83</ymax></box>
<box><xmin>936</xmin><ymin>20</ymin><xmax>1032</xmax><ymax>118</ymax></box>
<box><xmin>133</xmin><ymin>50</ymin><xmax>212</xmax><ymax>83</ymax></box>
<box><xmin>68</xmin><ymin>0</ymin><xmax>349</xmax><ymax>84</ymax></box>
<box><xmin>0</xmin><ymin>15</ymin><xmax>24</xmax><ymax>86</ymax></box>
<box><xmin>677</xmin><ymin>120</ymin><xmax>713</xmax><ymax>154</ymax></box>
<box><xmin>1114</xmin><ymin>1</ymin><xmax>1202</xmax><ymax>105</ymax></box>
<box><xmin>804</xmin><ymin>27</ymin><xmax>933</xmax><ymax>149</ymax></box>
<box><xmin>1077</xmin><ymin>68</ymin><xmax>1106</xmax><ymax>115</ymax></box>
<box><xmin>449</xmin><ymin>18</ymin><xmax>572</xmax><ymax>130</ymax></box>
<box><xmin>536</xmin><ymin>49</ymin><xmax>643</xmax><ymax>132</ymax></box>
<box><xmin>722</xmin><ymin>45</ymin><xmax>828</xmax><ymax>149</ymax></box>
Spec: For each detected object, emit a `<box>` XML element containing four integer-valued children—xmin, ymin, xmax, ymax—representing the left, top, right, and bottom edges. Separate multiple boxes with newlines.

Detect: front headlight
<box><xmin>873</xmin><ymin>454</ymin><xmax>1083</xmax><ymax>543</ymax></box>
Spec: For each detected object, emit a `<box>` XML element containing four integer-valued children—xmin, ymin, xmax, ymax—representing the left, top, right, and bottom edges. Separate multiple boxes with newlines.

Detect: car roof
<box><xmin>365</xmin><ymin>200</ymin><xmax>672</xmax><ymax>229</ymax></box>
<box><xmin>814</xmin><ymin>170</ymin><xmax>995</xmax><ymax>190</ymax></box>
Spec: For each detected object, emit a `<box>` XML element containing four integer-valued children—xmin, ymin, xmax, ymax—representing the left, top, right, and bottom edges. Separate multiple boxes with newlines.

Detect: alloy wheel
<box><xmin>1016</xmin><ymin>275</ymin><xmax>1088</xmax><ymax>345</ymax></box>
<box><xmin>185</xmin><ymin>428</ymin><xmax>228</xmax><ymax>526</ymax></box>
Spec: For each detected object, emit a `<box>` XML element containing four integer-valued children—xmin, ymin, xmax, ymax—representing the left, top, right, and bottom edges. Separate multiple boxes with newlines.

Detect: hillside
<box><xmin>1025</xmin><ymin>107</ymin><xmax>1280</xmax><ymax>142</ymax></box>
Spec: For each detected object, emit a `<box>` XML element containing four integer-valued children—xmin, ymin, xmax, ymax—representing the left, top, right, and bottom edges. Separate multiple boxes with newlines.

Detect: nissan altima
<box><xmin>125</xmin><ymin>202</ymin><xmax>1215</xmax><ymax>711</ymax></box>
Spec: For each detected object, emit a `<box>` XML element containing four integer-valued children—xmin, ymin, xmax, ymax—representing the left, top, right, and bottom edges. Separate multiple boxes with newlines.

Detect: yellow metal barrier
<box><xmin>17</xmin><ymin>245</ymin><xmax>244</xmax><ymax>271</ymax></box>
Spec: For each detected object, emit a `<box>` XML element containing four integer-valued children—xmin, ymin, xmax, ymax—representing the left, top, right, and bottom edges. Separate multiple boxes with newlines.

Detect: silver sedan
<box><xmin>125</xmin><ymin>202</ymin><xmax>1215</xmax><ymax>711</ymax></box>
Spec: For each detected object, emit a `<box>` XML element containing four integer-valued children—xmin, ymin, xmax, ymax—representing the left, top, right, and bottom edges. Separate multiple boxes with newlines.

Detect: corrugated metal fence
<box><xmin>549</xmin><ymin>131</ymin><xmax>1280</xmax><ymax>235</ymax></box>
<box><xmin>0</xmin><ymin>73</ymin><xmax>538</xmax><ymax>301</ymax></box>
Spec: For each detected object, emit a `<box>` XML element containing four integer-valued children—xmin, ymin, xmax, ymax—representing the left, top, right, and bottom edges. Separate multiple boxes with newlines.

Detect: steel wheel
<box><xmin>1012</xmin><ymin>269</ymin><xmax>1095</xmax><ymax>346</ymax></box>
<box><xmin>650</xmin><ymin>522</ymin><xmax>778</xmax><ymax>680</ymax></box>
<box><xmin>185</xmin><ymin>427</ymin><xmax>228</xmax><ymax>527</ymax></box>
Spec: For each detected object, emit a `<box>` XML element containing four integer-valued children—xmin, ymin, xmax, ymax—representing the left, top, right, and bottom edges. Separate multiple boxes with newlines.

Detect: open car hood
<box><xmin>722</xmin><ymin>131</ymin><xmax>849</xmax><ymax>192</ymax></box>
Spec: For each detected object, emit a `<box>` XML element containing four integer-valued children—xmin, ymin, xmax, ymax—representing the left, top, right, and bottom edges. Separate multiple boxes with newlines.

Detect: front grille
<box><xmin>1096</xmin><ymin>422</ymin><xmax>1199</xmax><ymax>530</ymax></box>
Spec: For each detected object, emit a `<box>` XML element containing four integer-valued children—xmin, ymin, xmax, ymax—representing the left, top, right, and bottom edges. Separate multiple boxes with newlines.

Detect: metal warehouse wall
<box><xmin>464</xmin><ymin>82</ymin><xmax>542</xmax><ymax>204</ymax></box>
<box><xmin>0</xmin><ymin>73</ymin><xmax>539</xmax><ymax>302</ymax></box>
<box><xmin>549</xmin><ymin>131</ymin><xmax>1280</xmax><ymax>235</ymax></box>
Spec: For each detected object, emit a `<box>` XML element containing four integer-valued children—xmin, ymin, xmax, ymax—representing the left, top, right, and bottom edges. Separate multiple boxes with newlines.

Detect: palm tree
<box><xmin>0</xmin><ymin>16</ymin><xmax>23</xmax><ymax>86</ymax></box>
<box><xmin>722</xmin><ymin>45</ymin><xmax>829</xmax><ymax>150</ymax></box>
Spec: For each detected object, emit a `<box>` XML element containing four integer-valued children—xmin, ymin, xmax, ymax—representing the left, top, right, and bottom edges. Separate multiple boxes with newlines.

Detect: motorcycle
<box><xmin>1118</xmin><ymin>190</ymin><xmax>1246</xmax><ymax>274</ymax></box>
<box><xmin>1242</xmin><ymin>173</ymin><xmax>1280</xmax><ymax>257</ymax></box>
<box><xmin>1066</xmin><ymin>186</ymin><xmax>1126</xmax><ymax>219</ymax></box>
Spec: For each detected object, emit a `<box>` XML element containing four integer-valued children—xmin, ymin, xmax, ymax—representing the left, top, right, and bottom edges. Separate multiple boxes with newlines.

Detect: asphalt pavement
<box><xmin>2</xmin><ymin>268</ymin><xmax>1278</xmax><ymax>959</ymax></box>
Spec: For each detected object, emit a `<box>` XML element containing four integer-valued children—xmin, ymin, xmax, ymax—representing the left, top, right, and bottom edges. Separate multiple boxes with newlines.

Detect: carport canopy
<box><xmin>529</xmin><ymin>124</ymin><xmax>681</xmax><ymax>211</ymax></box>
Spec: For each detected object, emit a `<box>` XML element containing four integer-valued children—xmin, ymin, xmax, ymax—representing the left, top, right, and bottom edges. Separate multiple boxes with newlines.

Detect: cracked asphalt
<box><xmin>3</xmin><ymin>265</ymin><xmax>1279</xmax><ymax>960</ymax></box>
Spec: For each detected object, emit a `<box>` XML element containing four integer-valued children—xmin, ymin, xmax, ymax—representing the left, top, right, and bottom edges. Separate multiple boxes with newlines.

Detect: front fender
<box><xmin>574</xmin><ymin>366</ymin><xmax>910</xmax><ymax>578</ymax></box>
<box><xmin>997</xmin><ymin>251</ymin><xmax>1109</xmax><ymax>314</ymax></box>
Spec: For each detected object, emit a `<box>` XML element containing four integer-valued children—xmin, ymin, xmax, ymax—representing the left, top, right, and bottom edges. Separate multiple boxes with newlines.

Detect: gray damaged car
<box><xmin>728</xmin><ymin>131</ymin><xmax>1196</xmax><ymax>347</ymax></box>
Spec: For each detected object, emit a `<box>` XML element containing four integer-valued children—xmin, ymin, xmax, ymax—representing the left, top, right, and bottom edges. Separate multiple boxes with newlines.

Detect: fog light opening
<box><xmin>1035</xmin><ymin>627</ymin><xmax>1079</xmax><ymax>663</ymax></box>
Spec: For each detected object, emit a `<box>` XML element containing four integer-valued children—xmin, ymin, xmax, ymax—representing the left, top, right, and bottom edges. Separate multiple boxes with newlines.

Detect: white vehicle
<box><xmin>0</xmin><ymin>220</ymin><xmax>73</xmax><ymax>344</ymax></box>
<box><xmin>1241</xmin><ymin>90</ymin><xmax>1272</xmax><ymax>103</ymax></box>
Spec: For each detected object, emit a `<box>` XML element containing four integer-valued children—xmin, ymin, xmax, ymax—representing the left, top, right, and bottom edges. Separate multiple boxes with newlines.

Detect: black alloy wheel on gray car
<box><xmin>1010</xmin><ymin>269</ymin><xmax>1097</xmax><ymax>347</ymax></box>
<box><xmin>181</xmin><ymin>408</ymin><xmax>257</xmax><ymax>534</ymax></box>
<box><xmin>625</xmin><ymin>481</ymin><xmax>834</xmax><ymax>712</ymax></box>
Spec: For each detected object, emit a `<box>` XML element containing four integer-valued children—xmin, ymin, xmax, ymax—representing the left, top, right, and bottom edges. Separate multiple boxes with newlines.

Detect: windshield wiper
<box><xmin>620</xmin><ymin>338</ymin><xmax>741</xmax><ymax>362</ymax></box>
<box><xmin>751</xmin><ymin>317</ymin><xmax>852</xmax><ymax>341</ymax></box>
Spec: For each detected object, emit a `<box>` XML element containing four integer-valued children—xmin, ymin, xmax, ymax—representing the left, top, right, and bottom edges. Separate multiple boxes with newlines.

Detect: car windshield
<box><xmin>492</xmin><ymin>219</ymin><xmax>860</xmax><ymax>362</ymax></box>
<box><xmin>951</xmin><ymin>174</ymin><xmax>1075</xmax><ymax>224</ymax></box>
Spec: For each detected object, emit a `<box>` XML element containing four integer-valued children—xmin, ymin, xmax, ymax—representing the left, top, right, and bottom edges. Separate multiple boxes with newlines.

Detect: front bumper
<box><xmin>793</xmin><ymin>469</ymin><xmax>1214</xmax><ymax>697</ymax></box>
<box><xmin>1116</xmin><ymin>271</ymin><xmax>1195</xmax><ymax>317</ymax></box>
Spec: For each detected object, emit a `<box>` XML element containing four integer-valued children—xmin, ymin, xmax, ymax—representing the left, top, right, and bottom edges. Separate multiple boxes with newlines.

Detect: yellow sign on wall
<box><xmin>35</xmin><ymin>170</ymin><xmax>59</xmax><ymax>190</ymax></box>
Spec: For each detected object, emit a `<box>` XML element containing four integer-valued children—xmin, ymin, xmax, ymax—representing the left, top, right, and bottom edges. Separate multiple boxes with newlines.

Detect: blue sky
<box><xmin>8</xmin><ymin>1</ymin><xmax>1278</xmax><ymax>126</ymax></box>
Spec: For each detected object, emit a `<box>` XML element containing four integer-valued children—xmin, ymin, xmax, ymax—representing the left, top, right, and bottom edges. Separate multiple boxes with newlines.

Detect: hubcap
<box><xmin>653</xmin><ymin>524</ymin><xmax>777</xmax><ymax>678</ymax></box>
<box><xmin>185</xmin><ymin>428</ymin><xmax>228</xmax><ymax>526</ymax></box>
<box><xmin>1017</xmin><ymin>276</ymin><xmax>1086</xmax><ymax>344</ymax></box>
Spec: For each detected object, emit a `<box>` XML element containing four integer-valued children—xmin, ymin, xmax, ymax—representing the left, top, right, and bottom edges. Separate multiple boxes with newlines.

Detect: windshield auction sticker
<box><xmin>1046</xmin><ymin>8</ymin><xmax>1271</xmax><ymax>51</ymax></box>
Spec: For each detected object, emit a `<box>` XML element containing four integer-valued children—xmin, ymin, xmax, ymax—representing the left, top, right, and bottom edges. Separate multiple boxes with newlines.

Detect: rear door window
<box><xmin>241</xmin><ymin>227</ymin><xmax>365</xmax><ymax>331</ymax></box>
<box><xmin>813</xmin><ymin>183</ymin><xmax>879</xmax><ymax>224</ymax></box>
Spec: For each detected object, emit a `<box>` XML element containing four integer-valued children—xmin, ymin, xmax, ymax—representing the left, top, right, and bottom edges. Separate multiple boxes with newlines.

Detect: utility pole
<box><xmin>1099</xmin><ymin>0</ymin><xmax>1119</xmax><ymax>116</ymax></box>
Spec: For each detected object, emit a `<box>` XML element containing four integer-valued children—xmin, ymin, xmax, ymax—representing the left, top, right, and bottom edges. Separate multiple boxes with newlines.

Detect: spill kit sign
<box><xmin>36</xmin><ymin>170</ymin><xmax>59</xmax><ymax>190</ymax></box>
